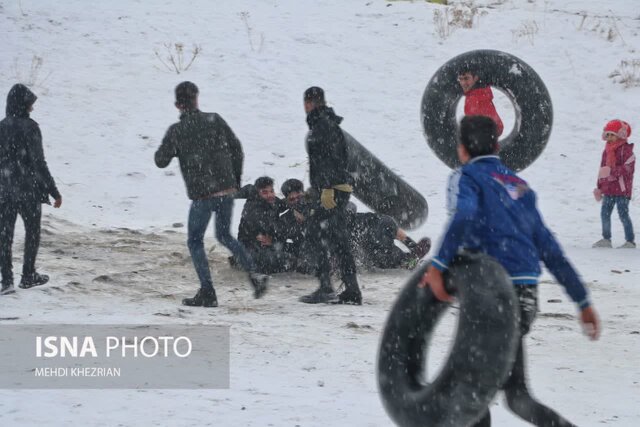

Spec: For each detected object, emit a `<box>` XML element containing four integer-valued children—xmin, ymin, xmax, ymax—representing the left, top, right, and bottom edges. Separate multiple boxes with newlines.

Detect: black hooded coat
<box><xmin>0</xmin><ymin>84</ymin><xmax>60</xmax><ymax>203</ymax></box>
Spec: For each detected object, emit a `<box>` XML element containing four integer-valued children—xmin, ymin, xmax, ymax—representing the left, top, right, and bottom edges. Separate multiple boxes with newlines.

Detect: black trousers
<box><xmin>473</xmin><ymin>286</ymin><xmax>576</xmax><ymax>427</ymax></box>
<box><xmin>0</xmin><ymin>199</ymin><xmax>42</xmax><ymax>286</ymax></box>
<box><xmin>306</xmin><ymin>190</ymin><xmax>358</xmax><ymax>291</ymax></box>
<box><xmin>349</xmin><ymin>213</ymin><xmax>404</xmax><ymax>268</ymax></box>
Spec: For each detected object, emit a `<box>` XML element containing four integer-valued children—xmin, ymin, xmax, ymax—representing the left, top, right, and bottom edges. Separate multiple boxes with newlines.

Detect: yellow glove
<box><xmin>320</xmin><ymin>188</ymin><xmax>337</xmax><ymax>209</ymax></box>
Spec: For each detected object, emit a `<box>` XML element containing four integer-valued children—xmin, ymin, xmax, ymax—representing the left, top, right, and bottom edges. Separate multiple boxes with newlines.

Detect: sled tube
<box><xmin>422</xmin><ymin>49</ymin><xmax>553</xmax><ymax>171</ymax></box>
<box><xmin>343</xmin><ymin>130</ymin><xmax>429</xmax><ymax>230</ymax></box>
<box><xmin>377</xmin><ymin>253</ymin><xmax>520</xmax><ymax>427</ymax></box>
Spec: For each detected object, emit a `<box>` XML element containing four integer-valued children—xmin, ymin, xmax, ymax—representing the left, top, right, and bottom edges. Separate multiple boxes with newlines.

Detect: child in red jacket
<box><xmin>593</xmin><ymin>120</ymin><xmax>635</xmax><ymax>248</ymax></box>
<box><xmin>458</xmin><ymin>66</ymin><xmax>504</xmax><ymax>136</ymax></box>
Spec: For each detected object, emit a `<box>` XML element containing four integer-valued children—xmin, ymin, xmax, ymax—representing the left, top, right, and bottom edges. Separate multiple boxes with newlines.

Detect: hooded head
<box><xmin>6</xmin><ymin>84</ymin><xmax>37</xmax><ymax>118</ymax></box>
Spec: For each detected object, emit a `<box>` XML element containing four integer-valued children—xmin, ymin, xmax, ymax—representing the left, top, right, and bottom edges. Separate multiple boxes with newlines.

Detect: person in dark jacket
<box><xmin>420</xmin><ymin>116</ymin><xmax>600</xmax><ymax>427</ymax></box>
<box><xmin>155</xmin><ymin>81</ymin><xmax>268</xmax><ymax>307</ymax></box>
<box><xmin>346</xmin><ymin>206</ymin><xmax>431</xmax><ymax>269</ymax></box>
<box><xmin>299</xmin><ymin>87</ymin><xmax>361</xmax><ymax>305</ymax></box>
<box><xmin>237</xmin><ymin>176</ymin><xmax>294</xmax><ymax>274</ymax></box>
<box><xmin>278</xmin><ymin>178</ymin><xmax>322</xmax><ymax>275</ymax></box>
<box><xmin>0</xmin><ymin>84</ymin><xmax>62</xmax><ymax>295</ymax></box>
<box><xmin>279</xmin><ymin>178</ymin><xmax>430</xmax><ymax>271</ymax></box>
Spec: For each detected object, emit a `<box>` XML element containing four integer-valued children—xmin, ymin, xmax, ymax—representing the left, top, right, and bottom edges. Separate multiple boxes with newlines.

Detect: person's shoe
<box><xmin>18</xmin><ymin>272</ymin><xmax>49</xmax><ymax>289</ymax></box>
<box><xmin>182</xmin><ymin>288</ymin><xmax>218</xmax><ymax>307</ymax></box>
<box><xmin>250</xmin><ymin>273</ymin><xmax>269</xmax><ymax>299</ymax></box>
<box><xmin>592</xmin><ymin>239</ymin><xmax>612</xmax><ymax>248</ymax></box>
<box><xmin>618</xmin><ymin>241</ymin><xmax>636</xmax><ymax>249</ymax></box>
<box><xmin>299</xmin><ymin>288</ymin><xmax>336</xmax><ymax>304</ymax></box>
<box><xmin>413</xmin><ymin>237</ymin><xmax>432</xmax><ymax>259</ymax></box>
<box><xmin>1</xmin><ymin>283</ymin><xmax>16</xmax><ymax>296</ymax></box>
<box><xmin>334</xmin><ymin>289</ymin><xmax>362</xmax><ymax>305</ymax></box>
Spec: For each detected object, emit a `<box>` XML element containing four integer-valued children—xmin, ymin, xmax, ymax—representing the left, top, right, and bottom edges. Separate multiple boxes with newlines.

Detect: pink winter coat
<box><xmin>597</xmin><ymin>142</ymin><xmax>635</xmax><ymax>197</ymax></box>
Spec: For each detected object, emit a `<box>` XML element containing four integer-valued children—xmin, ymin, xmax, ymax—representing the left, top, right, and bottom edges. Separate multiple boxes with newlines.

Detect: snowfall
<box><xmin>1</xmin><ymin>0</ymin><xmax>639</xmax><ymax>426</ymax></box>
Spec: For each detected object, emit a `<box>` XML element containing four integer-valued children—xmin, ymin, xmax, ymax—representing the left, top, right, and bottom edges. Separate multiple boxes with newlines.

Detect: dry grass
<box><xmin>154</xmin><ymin>43</ymin><xmax>202</xmax><ymax>74</ymax></box>
<box><xmin>609</xmin><ymin>59</ymin><xmax>640</xmax><ymax>88</ymax></box>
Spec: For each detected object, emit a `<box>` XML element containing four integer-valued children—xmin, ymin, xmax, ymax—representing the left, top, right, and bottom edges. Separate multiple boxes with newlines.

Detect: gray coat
<box><xmin>155</xmin><ymin>111</ymin><xmax>244</xmax><ymax>200</ymax></box>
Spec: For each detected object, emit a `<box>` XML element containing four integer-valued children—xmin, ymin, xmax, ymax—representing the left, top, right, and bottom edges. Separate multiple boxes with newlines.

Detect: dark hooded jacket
<box><xmin>155</xmin><ymin>110</ymin><xmax>244</xmax><ymax>200</ymax></box>
<box><xmin>305</xmin><ymin>106</ymin><xmax>353</xmax><ymax>191</ymax></box>
<box><xmin>0</xmin><ymin>84</ymin><xmax>60</xmax><ymax>203</ymax></box>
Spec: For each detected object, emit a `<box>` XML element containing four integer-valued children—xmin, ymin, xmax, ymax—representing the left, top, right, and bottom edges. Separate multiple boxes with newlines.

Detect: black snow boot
<box><xmin>1</xmin><ymin>283</ymin><xmax>16</xmax><ymax>295</ymax></box>
<box><xmin>182</xmin><ymin>288</ymin><xmax>218</xmax><ymax>307</ymax></box>
<box><xmin>250</xmin><ymin>273</ymin><xmax>269</xmax><ymax>299</ymax></box>
<box><xmin>335</xmin><ymin>276</ymin><xmax>362</xmax><ymax>305</ymax></box>
<box><xmin>335</xmin><ymin>289</ymin><xmax>362</xmax><ymax>305</ymax></box>
<box><xmin>299</xmin><ymin>273</ymin><xmax>335</xmax><ymax>304</ymax></box>
<box><xmin>19</xmin><ymin>272</ymin><xmax>49</xmax><ymax>289</ymax></box>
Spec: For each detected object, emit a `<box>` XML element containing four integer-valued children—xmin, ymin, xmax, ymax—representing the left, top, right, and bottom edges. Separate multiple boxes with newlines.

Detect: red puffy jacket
<box><xmin>464</xmin><ymin>86</ymin><xmax>504</xmax><ymax>136</ymax></box>
<box><xmin>597</xmin><ymin>142</ymin><xmax>635</xmax><ymax>198</ymax></box>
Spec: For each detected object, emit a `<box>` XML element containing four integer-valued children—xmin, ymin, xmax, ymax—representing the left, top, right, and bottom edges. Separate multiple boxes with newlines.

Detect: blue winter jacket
<box><xmin>432</xmin><ymin>155</ymin><xmax>590</xmax><ymax>309</ymax></box>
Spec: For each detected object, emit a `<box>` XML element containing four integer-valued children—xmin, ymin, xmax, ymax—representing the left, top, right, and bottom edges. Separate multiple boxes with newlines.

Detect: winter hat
<box><xmin>303</xmin><ymin>86</ymin><xmax>325</xmax><ymax>104</ymax></box>
<box><xmin>602</xmin><ymin>119</ymin><xmax>631</xmax><ymax>140</ymax></box>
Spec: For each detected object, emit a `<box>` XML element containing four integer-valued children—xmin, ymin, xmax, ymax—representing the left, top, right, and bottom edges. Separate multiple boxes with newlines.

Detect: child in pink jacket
<box><xmin>593</xmin><ymin>120</ymin><xmax>635</xmax><ymax>248</ymax></box>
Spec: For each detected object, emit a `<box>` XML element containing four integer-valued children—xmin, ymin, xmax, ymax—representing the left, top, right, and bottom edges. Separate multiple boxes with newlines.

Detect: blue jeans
<box><xmin>187</xmin><ymin>196</ymin><xmax>256</xmax><ymax>291</ymax></box>
<box><xmin>601</xmin><ymin>195</ymin><xmax>635</xmax><ymax>243</ymax></box>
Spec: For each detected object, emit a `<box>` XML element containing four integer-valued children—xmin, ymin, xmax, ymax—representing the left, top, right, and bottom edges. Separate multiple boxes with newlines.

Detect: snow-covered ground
<box><xmin>1</xmin><ymin>0</ymin><xmax>639</xmax><ymax>425</ymax></box>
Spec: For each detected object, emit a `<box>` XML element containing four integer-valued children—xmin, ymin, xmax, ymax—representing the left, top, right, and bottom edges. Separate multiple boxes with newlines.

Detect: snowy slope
<box><xmin>1</xmin><ymin>0</ymin><xmax>640</xmax><ymax>426</ymax></box>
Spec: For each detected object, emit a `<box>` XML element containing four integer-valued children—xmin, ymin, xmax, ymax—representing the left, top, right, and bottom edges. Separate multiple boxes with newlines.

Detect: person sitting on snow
<box><xmin>237</xmin><ymin>176</ymin><xmax>295</xmax><ymax>274</ymax></box>
<box><xmin>346</xmin><ymin>203</ymin><xmax>431</xmax><ymax>270</ymax></box>
<box><xmin>278</xmin><ymin>178</ymin><xmax>430</xmax><ymax>271</ymax></box>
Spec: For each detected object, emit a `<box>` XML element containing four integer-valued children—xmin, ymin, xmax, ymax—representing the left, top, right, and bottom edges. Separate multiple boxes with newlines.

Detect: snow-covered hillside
<box><xmin>1</xmin><ymin>0</ymin><xmax>639</xmax><ymax>426</ymax></box>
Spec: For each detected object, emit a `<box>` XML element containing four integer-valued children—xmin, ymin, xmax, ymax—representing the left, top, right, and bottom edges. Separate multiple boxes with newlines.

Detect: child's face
<box><xmin>457</xmin><ymin>72</ymin><xmax>479</xmax><ymax>93</ymax></box>
<box><xmin>604</xmin><ymin>132</ymin><xmax>619</xmax><ymax>143</ymax></box>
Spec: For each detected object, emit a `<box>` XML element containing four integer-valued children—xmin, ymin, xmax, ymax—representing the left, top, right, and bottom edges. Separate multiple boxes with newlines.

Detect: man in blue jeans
<box><xmin>155</xmin><ymin>81</ymin><xmax>268</xmax><ymax>307</ymax></box>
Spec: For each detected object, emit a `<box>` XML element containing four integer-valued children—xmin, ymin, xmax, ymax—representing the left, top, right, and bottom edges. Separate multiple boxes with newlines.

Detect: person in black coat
<box><xmin>0</xmin><ymin>84</ymin><xmax>62</xmax><ymax>295</ymax></box>
<box><xmin>278</xmin><ymin>179</ymin><xmax>430</xmax><ymax>272</ymax></box>
<box><xmin>300</xmin><ymin>87</ymin><xmax>361</xmax><ymax>305</ymax></box>
<box><xmin>278</xmin><ymin>178</ymin><xmax>317</xmax><ymax>274</ymax></box>
<box><xmin>237</xmin><ymin>177</ymin><xmax>294</xmax><ymax>274</ymax></box>
<box><xmin>347</xmin><ymin>206</ymin><xmax>431</xmax><ymax>270</ymax></box>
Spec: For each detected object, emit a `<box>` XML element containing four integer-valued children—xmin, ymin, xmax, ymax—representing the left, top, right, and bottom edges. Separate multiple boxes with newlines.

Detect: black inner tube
<box><xmin>377</xmin><ymin>253</ymin><xmax>520</xmax><ymax>427</ymax></box>
<box><xmin>422</xmin><ymin>49</ymin><xmax>553</xmax><ymax>171</ymax></box>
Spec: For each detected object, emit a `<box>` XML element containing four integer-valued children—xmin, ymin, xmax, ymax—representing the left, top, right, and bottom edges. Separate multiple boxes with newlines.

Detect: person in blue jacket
<box><xmin>420</xmin><ymin>115</ymin><xmax>600</xmax><ymax>427</ymax></box>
